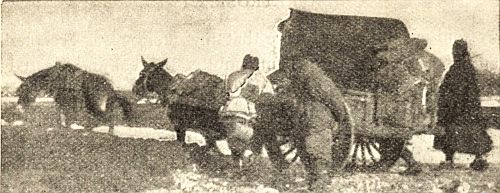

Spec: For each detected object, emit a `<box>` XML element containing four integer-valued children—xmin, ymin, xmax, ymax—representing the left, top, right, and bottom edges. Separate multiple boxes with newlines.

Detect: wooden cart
<box><xmin>260</xmin><ymin>9</ymin><xmax>445</xmax><ymax>172</ymax></box>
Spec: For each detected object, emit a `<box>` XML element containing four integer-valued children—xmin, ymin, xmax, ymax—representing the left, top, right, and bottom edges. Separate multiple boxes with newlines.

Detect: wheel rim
<box><xmin>331</xmin><ymin>102</ymin><xmax>355</xmax><ymax>172</ymax></box>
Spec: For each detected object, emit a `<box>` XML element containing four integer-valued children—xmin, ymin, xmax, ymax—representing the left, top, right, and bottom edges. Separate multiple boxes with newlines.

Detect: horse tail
<box><xmin>113</xmin><ymin>94</ymin><xmax>134</xmax><ymax>121</ymax></box>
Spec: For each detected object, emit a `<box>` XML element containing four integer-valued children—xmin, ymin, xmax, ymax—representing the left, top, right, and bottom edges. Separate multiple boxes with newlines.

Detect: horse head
<box><xmin>15</xmin><ymin>75</ymin><xmax>34</xmax><ymax>113</ymax></box>
<box><xmin>15</xmin><ymin>70</ymin><xmax>54</xmax><ymax>112</ymax></box>
<box><xmin>15</xmin><ymin>62</ymin><xmax>84</xmax><ymax>112</ymax></box>
<box><xmin>133</xmin><ymin>56</ymin><xmax>172</xmax><ymax>98</ymax></box>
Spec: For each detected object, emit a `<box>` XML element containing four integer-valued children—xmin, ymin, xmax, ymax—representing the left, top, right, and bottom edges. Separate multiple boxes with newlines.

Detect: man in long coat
<box><xmin>433</xmin><ymin>39</ymin><xmax>492</xmax><ymax>171</ymax></box>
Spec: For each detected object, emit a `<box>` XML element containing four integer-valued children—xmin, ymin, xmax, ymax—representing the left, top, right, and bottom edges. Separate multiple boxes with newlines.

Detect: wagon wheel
<box><xmin>263</xmin><ymin>100</ymin><xmax>355</xmax><ymax>173</ymax></box>
<box><xmin>254</xmin><ymin>99</ymin><xmax>301</xmax><ymax>171</ymax></box>
<box><xmin>344</xmin><ymin>135</ymin><xmax>405</xmax><ymax>172</ymax></box>
<box><xmin>265</xmin><ymin>135</ymin><xmax>299</xmax><ymax>171</ymax></box>
<box><xmin>251</xmin><ymin>115</ymin><xmax>300</xmax><ymax>171</ymax></box>
<box><xmin>327</xmin><ymin>101</ymin><xmax>355</xmax><ymax>172</ymax></box>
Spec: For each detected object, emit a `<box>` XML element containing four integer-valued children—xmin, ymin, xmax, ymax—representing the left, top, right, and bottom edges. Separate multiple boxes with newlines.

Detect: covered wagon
<box><xmin>256</xmin><ymin>9</ymin><xmax>445</xmax><ymax>174</ymax></box>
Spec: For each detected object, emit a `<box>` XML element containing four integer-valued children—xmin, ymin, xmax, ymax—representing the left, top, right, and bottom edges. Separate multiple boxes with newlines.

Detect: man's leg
<box><xmin>400</xmin><ymin>147</ymin><xmax>422</xmax><ymax>175</ymax></box>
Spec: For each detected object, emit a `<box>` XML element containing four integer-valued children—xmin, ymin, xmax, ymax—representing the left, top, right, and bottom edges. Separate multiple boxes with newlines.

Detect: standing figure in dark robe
<box><xmin>434</xmin><ymin>39</ymin><xmax>492</xmax><ymax>171</ymax></box>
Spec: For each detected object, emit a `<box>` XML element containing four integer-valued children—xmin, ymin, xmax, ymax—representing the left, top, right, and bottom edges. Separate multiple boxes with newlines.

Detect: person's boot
<box><xmin>399</xmin><ymin>147</ymin><xmax>422</xmax><ymax>175</ymax></box>
<box><xmin>400</xmin><ymin>162</ymin><xmax>423</xmax><ymax>176</ymax></box>
<box><xmin>470</xmin><ymin>156</ymin><xmax>489</xmax><ymax>171</ymax></box>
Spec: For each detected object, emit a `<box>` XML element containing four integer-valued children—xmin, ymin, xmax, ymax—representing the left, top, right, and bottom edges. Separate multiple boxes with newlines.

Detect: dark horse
<box><xmin>16</xmin><ymin>62</ymin><xmax>133</xmax><ymax>133</ymax></box>
<box><xmin>133</xmin><ymin>57</ymin><xmax>241</xmax><ymax>159</ymax></box>
<box><xmin>133</xmin><ymin>57</ymin><xmax>226</xmax><ymax>142</ymax></box>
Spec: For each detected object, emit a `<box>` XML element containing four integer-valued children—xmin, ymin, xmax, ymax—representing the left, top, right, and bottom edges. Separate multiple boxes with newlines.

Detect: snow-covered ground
<box><xmin>4</xmin><ymin>118</ymin><xmax>498</xmax><ymax>164</ymax></box>
<box><xmin>95</xmin><ymin>125</ymin><xmax>499</xmax><ymax>164</ymax></box>
<box><xmin>2</xmin><ymin>95</ymin><xmax>499</xmax><ymax>164</ymax></box>
<box><xmin>408</xmin><ymin>129</ymin><xmax>500</xmax><ymax>164</ymax></box>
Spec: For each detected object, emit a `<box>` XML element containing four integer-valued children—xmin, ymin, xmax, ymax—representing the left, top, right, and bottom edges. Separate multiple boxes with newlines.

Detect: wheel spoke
<box><xmin>366</xmin><ymin>141</ymin><xmax>377</xmax><ymax>163</ymax></box>
<box><xmin>369</xmin><ymin>139</ymin><xmax>381</xmax><ymax>153</ymax></box>
<box><xmin>351</xmin><ymin>143</ymin><xmax>359</xmax><ymax>163</ymax></box>
<box><xmin>361</xmin><ymin>142</ymin><xmax>367</xmax><ymax>166</ymax></box>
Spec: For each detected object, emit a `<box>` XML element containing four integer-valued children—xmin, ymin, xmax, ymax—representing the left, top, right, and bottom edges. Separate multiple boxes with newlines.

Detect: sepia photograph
<box><xmin>1</xmin><ymin>1</ymin><xmax>499</xmax><ymax>192</ymax></box>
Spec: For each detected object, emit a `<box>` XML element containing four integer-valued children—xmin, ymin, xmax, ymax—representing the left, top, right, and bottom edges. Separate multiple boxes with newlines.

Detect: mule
<box><xmin>16</xmin><ymin>62</ymin><xmax>133</xmax><ymax>133</ymax></box>
<box><xmin>133</xmin><ymin>58</ymin><xmax>255</xmax><ymax>167</ymax></box>
<box><xmin>133</xmin><ymin>58</ymin><xmax>226</xmax><ymax>144</ymax></box>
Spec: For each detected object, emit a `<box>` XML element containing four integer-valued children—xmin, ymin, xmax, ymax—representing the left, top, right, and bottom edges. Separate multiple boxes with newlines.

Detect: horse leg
<box><xmin>294</xmin><ymin>139</ymin><xmax>319</xmax><ymax>190</ymax></box>
<box><xmin>231</xmin><ymin>149</ymin><xmax>243</xmax><ymax>171</ymax></box>
<box><xmin>83</xmin><ymin>93</ymin><xmax>110</xmax><ymax>131</ymax></box>
<box><xmin>295</xmin><ymin>134</ymin><xmax>331</xmax><ymax>192</ymax></box>
<box><xmin>105</xmin><ymin>97</ymin><xmax>116</xmax><ymax>135</ymax></box>
<box><xmin>60</xmin><ymin>106</ymin><xmax>79</xmax><ymax>130</ymax></box>
<box><xmin>265</xmin><ymin>134</ymin><xmax>289</xmax><ymax>172</ymax></box>
<box><xmin>83</xmin><ymin>96</ymin><xmax>99</xmax><ymax>129</ymax></box>
<box><xmin>175</xmin><ymin>125</ymin><xmax>187</xmax><ymax>145</ymax></box>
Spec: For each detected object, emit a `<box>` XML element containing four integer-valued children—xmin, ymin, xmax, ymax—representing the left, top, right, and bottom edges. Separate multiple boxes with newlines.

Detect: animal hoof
<box><xmin>470</xmin><ymin>158</ymin><xmax>488</xmax><ymax>171</ymax></box>
<box><xmin>436</xmin><ymin>161</ymin><xmax>456</xmax><ymax>170</ymax></box>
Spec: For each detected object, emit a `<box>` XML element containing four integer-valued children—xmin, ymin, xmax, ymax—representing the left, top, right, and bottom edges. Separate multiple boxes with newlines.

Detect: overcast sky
<box><xmin>2</xmin><ymin>1</ymin><xmax>498</xmax><ymax>90</ymax></box>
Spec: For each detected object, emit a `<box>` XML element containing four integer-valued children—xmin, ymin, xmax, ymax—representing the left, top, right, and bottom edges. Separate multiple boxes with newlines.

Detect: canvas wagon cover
<box><xmin>275</xmin><ymin>9</ymin><xmax>410</xmax><ymax>91</ymax></box>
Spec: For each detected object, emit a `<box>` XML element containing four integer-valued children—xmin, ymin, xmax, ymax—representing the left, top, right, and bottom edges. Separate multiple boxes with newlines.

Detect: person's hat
<box><xmin>242</xmin><ymin>54</ymin><xmax>259</xmax><ymax>70</ymax></box>
<box><xmin>453</xmin><ymin>39</ymin><xmax>468</xmax><ymax>55</ymax></box>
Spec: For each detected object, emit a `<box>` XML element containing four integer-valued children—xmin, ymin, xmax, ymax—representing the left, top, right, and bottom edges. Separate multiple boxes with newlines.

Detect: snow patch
<box><xmin>11</xmin><ymin>120</ymin><xmax>24</xmax><ymax>126</ymax></box>
<box><xmin>35</xmin><ymin>98</ymin><xmax>54</xmax><ymax>103</ymax></box>
<box><xmin>216</xmin><ymin>140</ymin><xmax>231</xmax><ymax>155</ymax></box>
<box><xmin>409</xmin><ymin>128</ymin><xmax>500</xmax><ymax>164</ymax></box>
<box><xmin>1</xmin><ymin>119</ymin><xmax>9</xmax><ymax>126</ymax></box>
<box><xmin>481</xmin><ymin>96</ymin><xmax>500</xmax><ymax>107</ymax></box>
<box><xmin>137</xmin><ymin>99</ymin><xmax>148</xmax><ymax>104</ymax></box>
<box><xmin>185</xmin><ymin>131</ymin><xmax>206</xmax><ymax>146</ymax></box>
<box><xmin>92</xmin><ymin>125</ymin><xmax>177</xmax><ymax>141</ymax></box>
<box><xmin>70</xmin><ymin>123</ymin><xmax>85</xmax><ymax>130</ymax></box>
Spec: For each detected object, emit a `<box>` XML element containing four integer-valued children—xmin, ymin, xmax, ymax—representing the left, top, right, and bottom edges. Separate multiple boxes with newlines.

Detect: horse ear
<box><xmin>15</xmin><ymin>74</ymin><xmax>27</xmax><ymax>82</ymax></box>
<box><xmin>141</xmin><ymin>56</ymin><xmax>148</xmax><ymax>67</ymax></box>
<box><xmin>158</xmin><ymin>58</ymin><xmax>168</xmax><ymax>68</ymax></box>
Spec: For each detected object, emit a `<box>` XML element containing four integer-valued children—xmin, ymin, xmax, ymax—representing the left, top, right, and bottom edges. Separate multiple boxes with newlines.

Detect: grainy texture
<box><xmin>2</xmin><ymin>2</ymin><xmax>499</xmax><ymax>193</ymax></box>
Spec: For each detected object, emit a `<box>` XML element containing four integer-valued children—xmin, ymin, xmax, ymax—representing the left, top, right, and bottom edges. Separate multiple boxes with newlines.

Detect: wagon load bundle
<box><xmin>168</xmin><ymin>70</ymin><xmax>226</xmax><ymax>110</ymax></box>
<box><xmin>374</xmin><ymin>38</ymin><xmax>445</xmax><ymax>130</ymax></box>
